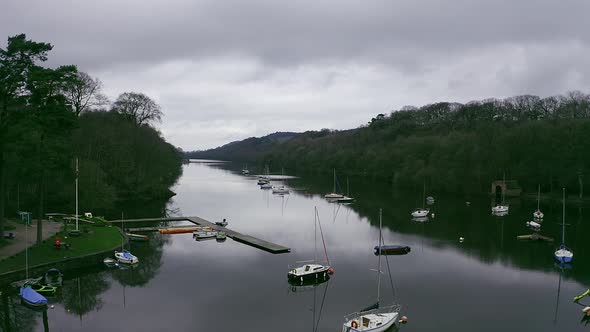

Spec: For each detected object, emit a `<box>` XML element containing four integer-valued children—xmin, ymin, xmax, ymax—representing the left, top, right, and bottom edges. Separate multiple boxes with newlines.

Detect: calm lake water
<box><xmin>2</xmin><ymin>162</ymin><xmax>589</xmax><ymax>331</ymax></box>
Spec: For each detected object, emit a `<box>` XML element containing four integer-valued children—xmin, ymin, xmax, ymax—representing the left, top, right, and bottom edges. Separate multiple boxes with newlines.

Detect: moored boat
<box><xmin>216</xmin><ymin>231</ymin><xmax>227</xmax><ymax>241</ymax></box>
<box><xmin>44</xmin><ymin>268</ymin><xmax>63</xmax><ymax>287</ymax></box>
<box><xmin>554</xmin><ymin>188</ymin><xmax>573</xmax><ymax>264</ymax></box>
<box><xmin>126</xmin><ymin>233</ymin><xmax>149</xmax><ymax>241</ymax></box>
<box><xmin>272</xmin><ymin>186</ymin><xmax>289</xmax><ymax>194</ymax></box>
<box><xmin>20</xmin><ymin>285</ymin><xmax>48</xmax><ymax>309</ymax></box>
<box><xmin>374</xmin><ymin>245</ymin><xmax>411</xmax><ymax>255</ymax></box>
<box><xmin>193</xmin><ymin>230</ymin><xmax>218</xmax><ymax>240</ymax></box>
<box><xmin>215</xmin><ymin>219</ymin><xmax>228</xmax><ymax>227</ymax></box>
<box><xmin>115</xmin><ymin>250</ymin><xmax>139</xmax><ymax>264</ymax></box>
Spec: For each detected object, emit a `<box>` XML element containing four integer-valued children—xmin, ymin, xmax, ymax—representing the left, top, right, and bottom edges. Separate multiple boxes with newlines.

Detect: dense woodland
<box><xmin>190</xmin><ymin>92</ymin><xmax>590</xmax><ymax>197</ymax></box>
<box><xmin>0</xmin><ymin>34</ymin><xmax>182</xmax><ymax>241</ymax></box>
<box><xmin>266</xmin><ymin>93</ymin><xmax>590</xmax><ymax>195</ymax></box>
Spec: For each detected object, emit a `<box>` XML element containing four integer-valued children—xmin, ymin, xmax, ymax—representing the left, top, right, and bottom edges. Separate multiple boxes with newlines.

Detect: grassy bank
<box><xmin>0</xmin><ymin>225</ymin><xmax>123</xmax><ymax>274</ymax></box>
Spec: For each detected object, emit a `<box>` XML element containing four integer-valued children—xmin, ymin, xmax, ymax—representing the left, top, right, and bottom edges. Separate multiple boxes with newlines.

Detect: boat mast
<box><xmin>422</xmin><ymin>182</ymin><xmax>426</xmax><ymax>209</ymax></box>
<box><xmin>314</xmin><ymin>207</ymin><xmax>317</xmax><ymax>263</ymax></box>
<box><xmin>333</xmin><ymin>169</ymin><xmax>336</xmax><ymax>193</ymax></box>
<box><xmin>562</xmin><ymin>188</ymin><xmax>565</xmax><ymax>246</ymax></box>
<box><xmin>502</xmin><ymin>173</ymin><xmax>506</xmax><ymax>205</ymax></box>
<box><xmin>537</xmin><ymin>185</ymin><xmax>541</xmax><ymax>211</ymax></box>
<box><xmin>377</xmin><ymin>209</ymin><xmax>383</xmax><ymax>305</ymax></box>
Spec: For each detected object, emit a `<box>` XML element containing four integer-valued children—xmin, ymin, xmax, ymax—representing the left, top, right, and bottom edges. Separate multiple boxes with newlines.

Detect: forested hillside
<box><xmin>186</xmin><ymin>131</ymin><xmax>299</xmax><ymax>162</ymax></box>
<box><xmin>265</xmin><ymin>93</ymin><xmax>590</xmax><ymax>195</ymax></box>
<box><xmin>0</xmin><ymin>34</ymin><xmax>182</xmax><ymax>241</ymax></box>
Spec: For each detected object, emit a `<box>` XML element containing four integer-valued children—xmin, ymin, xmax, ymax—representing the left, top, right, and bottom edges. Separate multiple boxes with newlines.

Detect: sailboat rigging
<box><xmin>533</xmin><ymin>184</ymin><xmax>544</xmax><ymax>220</ymax></box>
<box><xmin>411</xmin><ymin>182</ymin><xmax>429</xmax><ymax>218</ymax></box>
<box><xmin>342</xmin><ymin>209</ymin><xmax>401</xmax><ymax>332</ymax></box>
<box><xmin>554</xmin><ymin>188</ymin><xmax>573</xmax><ymax>264</ymax></box>
<box><xmin>288</xmin><ymin>207</ymin><xmax>333</xmax><ymax>284</ymax></box>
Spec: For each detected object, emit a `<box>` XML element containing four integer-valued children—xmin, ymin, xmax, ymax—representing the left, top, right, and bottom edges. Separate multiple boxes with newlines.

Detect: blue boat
<box><xmin>20</xmin><ymin>285</ymin><xmax>48</xmax><ymax>309</ymax></box>
<box><xmin>554</xmin><ymin>188</ymin><xmax>573</xmax><ymax>264</ymax></box>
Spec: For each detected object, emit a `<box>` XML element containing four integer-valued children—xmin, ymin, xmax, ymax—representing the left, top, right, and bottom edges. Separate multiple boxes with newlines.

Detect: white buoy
<box><xmin>431</xmin><ymin>213</ymin><xmax>435</xmax><ymax>218</ymax></box>
<box><xmin>399</xmin><ymin>316</ymin><xmax>408</xmax><ymax>324</ymax></box>
<box><xmin>459</xmin><ymin>237</ymin><xmax>465</xmax><ymax>243</ymax></box>
<box><xmin>50</xmin><ymin>305</ymin><xmax>55</xmax><ymax>309</ymax></box>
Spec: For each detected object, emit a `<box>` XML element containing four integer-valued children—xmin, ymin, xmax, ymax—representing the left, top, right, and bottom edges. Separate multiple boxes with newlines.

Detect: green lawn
<box><xmin>0</xmin><ymin>225</ymin><xmax>123</xmax><ymax>273</ymax></box>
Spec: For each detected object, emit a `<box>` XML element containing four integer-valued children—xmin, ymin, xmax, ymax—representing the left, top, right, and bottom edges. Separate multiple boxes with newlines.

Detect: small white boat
<box><xmin>526</xmin><ymin>220</ymin><xmax>541</xmax><ymax>230</ymax></box>
<box><xmin>325</xmin><ymin>169</ymin><xmax>344</xmax><ymax>199</ymax></box>
<box><xmin>554</xmin><ymin>188</ymin><xmax>573</xmax><ymax>264</ymax></box>
<box><xmin>260</xmin><ymin>182</ymin><xmax>272</xmax><ymax>189</ymax></box>
<box><xmin>342</xmin><ymin>209</ymin><xmax>401</xmax><ymax>332</ymax></box>
<box><xmin>272</xmin><ymin>186</ymin><xmax>289</xmax><ymax>194</ymax></box>
<box><xmin>193</xmin><ymin>230</ymin><xmax>218</xmax><ymax>240</ymax></box>
<box><xmin>114</xmin><ymin>250</ymin><xmax>139</xmax><ymax>264</ymax></box>
<box><xmin>491</xmin><ymin>204</ymin><xmax>509</xmax><ymax>214</ymax></box>
<box><xmin>426</xmin><ymin>196</ymin><xmax>435</xmax><ymax>205</ymax></box>
<box><xmin>337</xmin><ymin>196</ymin><xmax>354</xmax><ymax>203</ymax></box>
<box><xmin>533</xmin><ymin>184</ymin><xmax>544</xmax><ymax>219</ymax></box>
<box><xmin>216</xmin><ymin>231</ymin><xmax>227</xmax><ymax>241</ymax></box>
<box><xmin>411</xmin><ymin>208</ymin><xmax>429</xmax><ymax>218</ymax></box>
<box><xmin>103</xmin><ymin>257</ymin><xmax>118</xmax><ymax>267</ymax></box>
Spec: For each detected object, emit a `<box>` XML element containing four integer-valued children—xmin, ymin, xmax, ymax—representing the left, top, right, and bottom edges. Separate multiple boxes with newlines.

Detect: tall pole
<box><xmin>377</xmin><ymin>209</ymin><xmax>382</xmax><ymax>304</ymax></box>
<box><xmin>314</xmin><ymin>207</ymin><xmax>317</xmax><ymax>263</ymax></box>
<box><xmin>25</xmin><ymin>216</ymin><xmax>28</xmax><ymax>279</ymax></box>
<box><xmin>75</xmin><ymin>158</ymin><xmax>79</xmax><ymax>231</ymax></box>
<box><xmin>562</xmin><ymin>188</ymin><xmax>565</xmax><ymax>245</ymax></box>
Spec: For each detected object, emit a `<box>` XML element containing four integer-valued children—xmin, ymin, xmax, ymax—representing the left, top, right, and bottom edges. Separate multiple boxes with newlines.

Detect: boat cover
<box><xmin>121</xmin><ymin>251</ymin><xmax>136</xmax><ymax>260</ymax></box>
<box><xmin>20</xmin><ymin>286</ymin><xmax>48</xmax><ymax>305</ymax></box>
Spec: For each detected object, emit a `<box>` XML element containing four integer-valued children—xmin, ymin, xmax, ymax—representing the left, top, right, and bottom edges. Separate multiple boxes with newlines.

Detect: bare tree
<box><xmin>112</xmin><ymin>92</ymin><xmax>162</xmax><ymax>126</ymax></box>
<box><xmin>63</xmin><ymin>72</ymin><xmax>108</xmax><ymax>116</ymax></box>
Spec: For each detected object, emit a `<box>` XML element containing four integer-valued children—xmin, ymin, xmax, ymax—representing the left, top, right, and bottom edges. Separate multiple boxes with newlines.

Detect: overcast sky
<box><xmin>2</xmin><ymin>0</ymin><xmax>590</xmax><ymax>150</ymax></box>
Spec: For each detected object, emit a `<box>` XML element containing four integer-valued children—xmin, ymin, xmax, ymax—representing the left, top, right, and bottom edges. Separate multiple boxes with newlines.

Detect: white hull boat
<box><xmin>260</xmin><ymin>182</ymin><xmax>272</xmax><ymax>189</ymax></box>
<box><xmin>533</xmin><ymin>184</ymin><xmax>544</xmax><ymax>220</ymax></box>
<box><xmin>115</xmin><ymin>250</ymin><xmax>139</xmax><ymax>264</ymax></box>
<box><xmin>533</xmin><ymin>210</ymin><xmax>544</xmax><ymax>220</ymax></box>
<box><xmin>411</xmin><ymin>208</ymin><xmax>429</xmax><ymax>218</ymax></box>
<box><xmin>193</xmin><ymin>230</ymin><xmax>217</xmax><ymax>240</ymax></box>
<box><xmin>342</xmin><ymin>306</ymin><xmax>400</xmax><ymax>332</ymax></box>
<box><xmin>272</xmin><ymin>186</ymin><xmax>289</xmax><ymax>194</ymax></box>
<box><xmin>343</xmin><ymin>209</ymin><xmax>402</xmax><ymax>332</ymax></box>
<box><xmin>491</xmin><ymin>205</ymin><xmax>509</xmax><ymax>214</ymax></box>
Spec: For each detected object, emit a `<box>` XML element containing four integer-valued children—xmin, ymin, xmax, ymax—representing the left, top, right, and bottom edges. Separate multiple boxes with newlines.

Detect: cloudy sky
<box><xmin>2</xmin><ymin>0</ymin><xmax>590</xmax><ymax>150</ymax></box>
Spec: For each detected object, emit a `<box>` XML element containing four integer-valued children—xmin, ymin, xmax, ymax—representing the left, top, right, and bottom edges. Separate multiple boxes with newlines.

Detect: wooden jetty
<box><xmin>127</xmin><ymin>225</ymin><xmax>211</xmax><ymax>232</ymax></box>
<box><xmin>109</xmin><ymin>216</ymin><xmax>290</xmax><ymax>254</ymax></box>
<box><xmin>516</xmin><ymin>233</ymin><xmax>554</xmax><ymax>242</ymax></box>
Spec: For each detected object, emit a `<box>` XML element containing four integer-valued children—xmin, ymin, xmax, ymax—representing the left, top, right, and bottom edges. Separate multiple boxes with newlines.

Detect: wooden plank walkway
<box><xmin>127</xmin><ymin>225</ymin><xmax>211</xmax><ymax>232</ymax></box>
<box><xmin>109</xmin><ymin>216</ymin><xmax>290</xmax><ymax>254</ymax></box>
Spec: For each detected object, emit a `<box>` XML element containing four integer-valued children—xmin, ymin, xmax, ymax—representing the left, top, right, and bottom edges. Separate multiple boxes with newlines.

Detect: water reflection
<box><xmin>7</xmin><ymin>163</ymin><xmax>590</xmax><ymax>331</ymax></box>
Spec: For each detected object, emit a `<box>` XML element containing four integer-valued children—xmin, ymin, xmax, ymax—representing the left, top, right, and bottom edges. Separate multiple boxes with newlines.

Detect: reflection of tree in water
<box><xmin>111</xmin><ymin>233</ymin><xmax>169</xmax><ymax>287</ymax></box>
<box><xmin>62</xmin><ymin>271</ymin><xmax>110</xmax><ymax>317</ymax></box>
<box><xmin>0</xmin><ymin>290</ymin><xmax>42</xmax><ymax>332</ymax></box>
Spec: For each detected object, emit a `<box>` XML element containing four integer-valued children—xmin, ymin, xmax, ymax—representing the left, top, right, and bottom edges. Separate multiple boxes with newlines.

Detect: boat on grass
<box><xmin>115</xmin><ymin>250</ymin><xmax>139</xmax><ymax>264</ymax></box>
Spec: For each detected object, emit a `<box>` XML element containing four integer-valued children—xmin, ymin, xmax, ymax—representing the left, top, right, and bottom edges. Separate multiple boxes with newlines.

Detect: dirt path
<box><xmin>0</xmin><ymin>220</ymin><xmax>62</xmax><ymax>260</ymax></box>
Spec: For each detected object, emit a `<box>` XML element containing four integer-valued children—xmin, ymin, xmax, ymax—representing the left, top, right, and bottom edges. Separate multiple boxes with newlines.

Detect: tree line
<box><xmin>258</xmin><ymin>92</ymin><xmax>590</xmax><ymax>196</ymax></box>
<box><xmin>0</xmin><ymin>34</ymin><xmax>182</xmax><ymax>241</ymax></box>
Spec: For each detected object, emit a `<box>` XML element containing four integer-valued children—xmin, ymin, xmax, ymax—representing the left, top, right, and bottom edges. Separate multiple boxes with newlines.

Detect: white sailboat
<box><xmin>492</xmin><ymin>174</ymin><xmax>509</xmax><ymax>214</ymax></box>
<box><xmin>288</xmin><ymin>207</ymin><xmax>333</xmax><ymax>284</ymax></box>
<box><xmin>337</xmin><ymin>177</ymin><xmax>355</xmax><ymax>203</ymax></box>
<box><xmin>342</xmin><ymin>209</ymin><xmax>401</xmax><ymax>332</ymax></box>
<box><xmin>411</xmin><ymin>183</ymin><xmax>429</xmax><ymax>218</ymax></box>
<box><xmin>325</xmin><ymin>169</ymin><xmax>344</xmax><ymax>199</ymax></box>
<box><xmin>533</xmin><ymin>184</ymin><xmax>544</xmax><ymax>220</ymax></box>
<box><xmin>115</xmin><ymin>213</ymin><xmax>139</xmax><ymax>264</ymax></box>
<box><xmin>554</xmin><ymin>188</ymin><xmax>573</xmax><ymax>264</ymax></box>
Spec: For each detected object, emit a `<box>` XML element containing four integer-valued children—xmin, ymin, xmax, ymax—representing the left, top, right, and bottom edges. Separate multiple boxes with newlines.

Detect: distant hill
<box><xmin>185</xmin><ymin>132</ymin><xmax>299</xmax><ymax>162</ymax></box>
